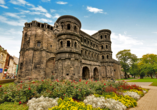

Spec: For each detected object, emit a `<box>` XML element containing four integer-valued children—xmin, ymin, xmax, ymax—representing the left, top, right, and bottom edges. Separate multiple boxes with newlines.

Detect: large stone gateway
<box><xmin>15</xmin><ymin>15</ymin><xmax>124</xmax><ymax>82</ymax></box>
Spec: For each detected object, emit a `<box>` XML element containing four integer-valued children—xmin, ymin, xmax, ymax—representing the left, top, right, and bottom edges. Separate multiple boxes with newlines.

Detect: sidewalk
<box><xmin>128</xmin><ymin>82</ymin><xmax>157</xmax><ymax>110</ymax></box>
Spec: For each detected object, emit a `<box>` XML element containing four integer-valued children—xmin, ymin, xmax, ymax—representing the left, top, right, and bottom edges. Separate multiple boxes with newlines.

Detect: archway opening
<box><xmin>46</xmin><ymin>58</ymin><xmax>55</xmax><ymax>78</ymax></box>
<box><xmin>82</xmin><ymin>66</ymin><xmax>90</xmax><ymax>80</ymax></box>
<box><xmin>93</xmin><ymin>67</ymin><xmax>99</xmax><ymax>81</ymax></box>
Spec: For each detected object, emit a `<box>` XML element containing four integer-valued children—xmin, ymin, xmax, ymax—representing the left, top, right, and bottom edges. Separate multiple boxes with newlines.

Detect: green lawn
<box><xmin>116</xmin><ymin>77</ymin><xmax>135</xmax><ymax>81</ymax></box>
<box><xmin>1</xmin><ymin>82</ymin><xmax>15</xmax><ymax>87</ymax></box>
<box><xmin>127</xmin><ymin>77</ymin><xmax>157</xmax><ymax>86</ymax></box>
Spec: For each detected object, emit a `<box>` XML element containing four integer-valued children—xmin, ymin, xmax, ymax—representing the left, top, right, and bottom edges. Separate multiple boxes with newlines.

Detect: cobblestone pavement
<box><xmin>128</xmin><ymin>82</ymin><xmax>157</xmax><ymax>110</ymax></box>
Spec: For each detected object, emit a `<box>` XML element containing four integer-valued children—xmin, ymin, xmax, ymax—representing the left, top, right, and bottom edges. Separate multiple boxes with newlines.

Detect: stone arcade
<box><xmin>15</xmin><ymin>15</ymin><xmax>124</xmax><ymax>82</ymax></box>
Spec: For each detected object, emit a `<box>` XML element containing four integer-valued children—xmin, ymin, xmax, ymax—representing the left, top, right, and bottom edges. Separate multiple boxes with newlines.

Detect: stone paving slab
<box><xmin>128</xmin><ymin>82</ymin><xmax>157</xmax><ymax>110</ymax></box>
<box><xmin>127</xmin><ymin>82</ymin><xmax>152</xmax><ymax>86</ymax></box>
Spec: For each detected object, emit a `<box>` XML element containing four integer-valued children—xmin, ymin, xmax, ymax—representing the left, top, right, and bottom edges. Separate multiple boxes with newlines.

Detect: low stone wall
<box><xmin>0</xmin><ymin>79</ymin><xmax>16</xmax><ymax>84</ymax></box>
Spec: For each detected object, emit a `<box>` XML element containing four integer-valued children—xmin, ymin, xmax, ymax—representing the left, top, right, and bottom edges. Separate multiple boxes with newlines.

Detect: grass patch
<box><xmin>127</xmin><ymin>77</ymin><xmax>157</xmax><ymax>86</ymax></box>
<box><xmin>127</xmin><ymin>77</ymin><xmax>157</xmax><ymax>82</ymax></box>
<box><xmin>0</xmin><ymin>102</ymin><xmax>28</xmax><ymax>110</ymax></box>
<box><xmin>150</xmin><ymin>82</ymin><xmax>157</xmax><ymax>86</ymax></box>
<box><xmin>116</xmin><ymin>78</ymin><xmax>135</xmax><ymax>81</ymax></box>
<box><xmin>1</xmin><ymin>82</ymin><xmax>15</xmax><ymax>87</ymax></box>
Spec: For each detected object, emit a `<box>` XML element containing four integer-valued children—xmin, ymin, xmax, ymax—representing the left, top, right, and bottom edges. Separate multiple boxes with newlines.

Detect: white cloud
<box><xmin>0</xmin><ymin>0</ymin><xmax>8</xmax><ymax>8</ymax></box>
<box><xmin>45</xmin><ymin>13</ymin><xmax>51</xmax><ymax>18</ymax></box>
<box><xmin>0</xmin><ymin>15</ymin><xmax>26</xmax><ymax>26</ymax></box>
<box><xmin>30</xmin><ymin>5</ymin><xmax>47</xmax><ymax>13</ymax></box>
<box><xmin>0</xmin><ymin>28</ymin><xmax>22</xmax><ymax>58</ymax></box>
<box><xmin>35</xmin><ymin>18</ymin><xmax>53</xmax><ymax>23</ymax></box>
<box><xmin>50</xmin><ymin>9</ymin><xmax>56</xmax><ymax>13</ymax></box>
<box><xmin>87</xmin><ymin>6</ymin><xmax>106</xmax><ymax>14</ymax></box>
<box><xmin>4</xmin><ymin>12</ymin><xmax>20</xmax><ymax>19</ymax></box>
<box><xmin>56</xmin><ymin>1</ymin><xmax>67</xmax><ymax>5</ymax></box>
<box><xmin>41</xmin><ymin>0</ymin><xmax>50</xmax><ymax>2</ymax></box>
<box><xmin>53</xmin><ymin>14</ymin><xmax>60</xmax><ymax>19</ymax></box>
<box><xmin>81</xmin><ymin>29</ymin><xmax>97</xmax><ymax>35</ymax></box>
<box><xmin>10</xmin><ymin>0</ymin><xmax>27</xmax><ymax>5</ymax></box>
<box><xmin>0</xmin><ymin>4</ymin><xmax>8</xmax><ymax>8</ymax></box>
<box><xmin>0</xmin><ymin>0</ymin><xmax>5</xmax><ymax>4</ymax></box>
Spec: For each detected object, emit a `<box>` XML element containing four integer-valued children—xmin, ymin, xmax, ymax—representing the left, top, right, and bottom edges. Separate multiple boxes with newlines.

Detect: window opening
<box><xmin>107</xmin><ymin>55</ymin><xmax>109</xmax><ymax>59</ymax></box>
<box><xmin>67</xmin><ymin>24</ymin><xmax>70</xmax><ymax>30</ymax></box>
<box><xmin>101</xmin><ymin>45</ymin><xmax>103</xmax><ymax>49</ymax></box>
<box><xmin>37</xmin><ymin>23</ymin><xmax>40</xmax><ymax>27</ymax></box>
<box><xmin>60</xmin><ymin>41</ymin><xmax>63</xmax><ymax>47</ymax></box>
<box><xmin>37</xmin><ymin>41</ymin><xmax>41</xmax><ymax>47</ymax></box>
<box><xmin>105</xmin><ymin>35</ymin><xmax>107</xmax><ymax>38</ymax></box>
<box><xmin>106</xmin><ymin>45</ymin><xmax>108</xmax><ymax>49</ymax></box>
<box><xmin>74</xmin><ymin>42</ymin><xmax>77</xmax><ymax>48</ymax></box>
<box><xmin>74</xmin><ymin>26</ymin><xmax>77</xmax><ymax>32</ymax></box>
<box><xmin>67</xmin><ymin>41</ymin><xmax>70</xmax><ymax>47</ymax></box>
<box><xmin>102</xmin><ymin>55</ymin><xmax>104</xmax><ymax>59</ymax></box>
<box><xmin>84</xmin><ymin>39</ymin><xmax>86</xmax><ymax>43</ymax></box>
<box><xmin>100</xmin><ymin>35</ymin><xmax>103</xmax><ymax>39</ymax></box>
<box><xmin>47</xmin><ymin>25</ymin><xmax>50</xmax><ymax>29</ymax></box>
<box><xmin>41</xmin><ymin>24</ymin><xmax>44</xmax><ymax>28</ymax></box>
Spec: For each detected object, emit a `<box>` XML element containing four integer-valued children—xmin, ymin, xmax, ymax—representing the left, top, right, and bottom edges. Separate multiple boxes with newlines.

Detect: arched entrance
<box><xmin>93</xmin><ymin>67</ymin><xmax>99</xmax><ymax>80</ymax></box>
<box><xmin>46</xmin><ymin>57</ymin><xmax>55</xmax><ymax>78</ymax></box>
<box><xmin>82</xmin><ymin>66</ymin><xmax>90</xmax><ymax>80</ymax></box>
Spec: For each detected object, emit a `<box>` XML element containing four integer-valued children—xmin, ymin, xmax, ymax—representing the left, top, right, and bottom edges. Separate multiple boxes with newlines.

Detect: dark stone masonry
<box><xmin>15</xmin><ymin>15</ymin><xmax>124</xmax><ymax>82</ymax></box>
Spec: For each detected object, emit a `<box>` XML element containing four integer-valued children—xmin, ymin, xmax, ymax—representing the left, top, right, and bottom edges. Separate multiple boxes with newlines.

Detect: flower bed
<box><xmin>0</xmin><ymin>79</ymin><xmax>148</xmax><ymax>110</ymax></box>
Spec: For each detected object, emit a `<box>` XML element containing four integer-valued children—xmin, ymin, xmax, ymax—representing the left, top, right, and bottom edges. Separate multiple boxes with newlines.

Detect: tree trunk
<box><xmin>150</xmin><ymin>73</ymin><xmax>153</xmax><ymax>79</ymax></box>
<box><xmin>134</xmin><ymin>75</ymin><xmax>135</xmax><ymax>78</ymax></box>
<box><xmin>140</xmin><ymin>75</ymin><xmax>144</xmax><ymax>79</ymax></box>
<box><xmin>155</xmin><ymin>72</ymin><xmax>157</xmax><ymax>79</ymax></box>
<box><xmin>125</xmin><ymin>72</ymin><xmax>127</xmax><ymax>79</ymax></box>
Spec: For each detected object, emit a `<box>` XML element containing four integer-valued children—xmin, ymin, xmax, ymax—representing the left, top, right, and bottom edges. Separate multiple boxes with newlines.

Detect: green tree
<box><xmin>128</xmin><ymin>54</ymin><xmax>138</xmax><ymax>78</ymax></box>
<box><xmin>138</xmin><ymin>54</ymin><xmax>157</xmax><ymax>79</ymax></box>
<box><xmin>116</xmin><ymin>49</ymin><xmax>132</xmax><ymax>79</ymax></box>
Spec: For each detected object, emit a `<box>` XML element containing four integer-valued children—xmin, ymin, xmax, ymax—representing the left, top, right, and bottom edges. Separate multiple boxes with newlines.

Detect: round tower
<box><xmin>54</xmin><ymin>15</ymin><xmax>82</xmax><ymax>80</ymax></box>
<box><xmin>98</xmin><ymin>29</ymin><xmax>114</xmax><ymax>79</ymax></box>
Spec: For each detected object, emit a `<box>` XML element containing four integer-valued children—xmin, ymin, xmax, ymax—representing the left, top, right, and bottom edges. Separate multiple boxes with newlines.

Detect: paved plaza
<box><xmin>128</xmin><ymin>82</ymin><xmax>157</xmax><ymax>110</ymax></box>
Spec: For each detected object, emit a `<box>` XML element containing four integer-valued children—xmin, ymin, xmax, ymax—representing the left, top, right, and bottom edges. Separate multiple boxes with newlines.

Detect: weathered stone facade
<box><xmin>0</xmin><ymin>46</ymin><xmax>7</xmax><ymax>79</ymax></box>
<box><xmin>16</xmin><ymin>15</ymin><xmax>124</xmax><ymax>82</ymax></box>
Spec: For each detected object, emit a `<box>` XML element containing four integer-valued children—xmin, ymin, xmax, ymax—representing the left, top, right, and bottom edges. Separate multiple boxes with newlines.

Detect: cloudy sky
<box><xmin>0</xmin><ymin>0</ymin><xmax>157</xmax><ymax>60</ymax></box>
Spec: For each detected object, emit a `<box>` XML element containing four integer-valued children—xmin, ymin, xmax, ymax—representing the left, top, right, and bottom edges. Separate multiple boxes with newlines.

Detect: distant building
<box><xmin>0</xmin><ymin>45</ymin><xmax>7</xmax><ymax>79</ymax></box>
<box><xmin>16</xmin><ymin>15</ymin><xmax>124</xmax><ymax>82</ymax></box>
<box><xmin>6</xmin><ymin>55</ymin><xmax>18</xmax><ymax>77</ymax></box>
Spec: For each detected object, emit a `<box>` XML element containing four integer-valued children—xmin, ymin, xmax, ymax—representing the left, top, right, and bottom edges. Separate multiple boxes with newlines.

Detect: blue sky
<box><xmin>0</xmin><ymin>0</ymin><xmax>157</xmax><ymax>60</ymax></box>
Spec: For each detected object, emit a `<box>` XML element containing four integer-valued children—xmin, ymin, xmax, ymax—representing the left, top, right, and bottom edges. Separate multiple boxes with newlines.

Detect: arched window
<box><xmin>67</xmin><ymin>41</ymin><xmax>70</xmax><ymax>47</ymax></box>
<box><xmin>41</xmin><ymin>24</ymin><xmax>44</xmax><ymax>28</ymax></box>
<box><xmin>62</xmin><ymin>25</ymin><xmax>64</xmax><ymax>30</ymax></box>
<box><xmin>74</xmin><ymin>42</ymin><xmax>77</xmax><ymax>48</ymax></box>
<box><xmin>74</xmin><ymin>26</ymin><xmax>77</xmax><ymax>32</ymax></box>
<box><xmin>107</xmin><ymin>55</ymin><xmax>109</xmax><ymax>59</ymax></box>
<box><xmin>106</xmin><ymin>45</ymin><xmax>108</xmax><ymax>49</ymax></box>
<box><xmin>37</xmin><ymin>41</ymin><xmax>41</xmax><ymax>47</ymax></box>
<box><xmin>100</xmin><ymin>35</ymin><xmax>103</xmax><ymax>39</ymax></box>
<box><xmin>67</xmin><ymin>24</ymin><xmax>70</xmax><ymax>30</ymax></box>
<box><xmin>60</xmin><ymin>41</ymin><xmax>63</xmax><ymax>47</ymax></box>
<box><xmin>37</xmin><ymin>23</ymin><xmax>40</xmax><ymax>27</ymax></box>
<box><xmin>20</xmin><ymin>63</ymin><xmax>23</xmax><ymax>70</ymax></box>
<box><xmin>84</xmin><ymin>39</ymin><xmax>86</xmax><ymax>43</ymax></box>
<box><xmin>101</xmin><ymin>45</ymin><xmax>103</xmax><ymax>49</ymax></box>
<box><xmin>105</xmin><ymin>35</ymin><xmax>107</xmax><ymax>38</ymax></box>
<box><xmin>102</xmin><ymin>55</ymin><xmax>104</xmax><ymax>59</ymax></box>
